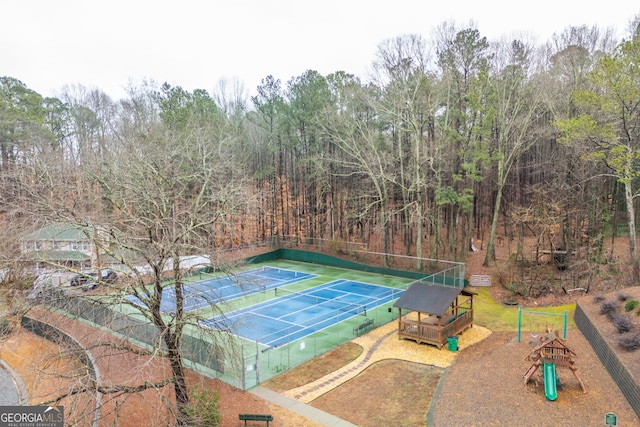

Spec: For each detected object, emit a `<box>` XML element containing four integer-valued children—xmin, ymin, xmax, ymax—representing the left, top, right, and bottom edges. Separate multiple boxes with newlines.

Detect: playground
<box><xmin>429</xmin><ymin>328</ymin><xmax>635</xmax><ymax>426</ymax></box>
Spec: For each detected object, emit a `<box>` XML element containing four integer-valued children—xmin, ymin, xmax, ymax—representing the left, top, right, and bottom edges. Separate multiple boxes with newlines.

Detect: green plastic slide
<box><xmin>543</xmin><ymin>360</ymin><xmax>558</xmax><ymax>401</ymax></box>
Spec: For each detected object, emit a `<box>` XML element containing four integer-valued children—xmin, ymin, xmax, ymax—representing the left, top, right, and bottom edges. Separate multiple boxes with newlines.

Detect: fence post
<box><xmin>241</xmin><ymin>345</ymin><xmax>245</xmax><ymax>390</ymax></box>
<box><xmin>255</xmin><ymin>339</ymin><xmax>259</xmax><ymax>385</ymax></box>
<box><xmin>517</xmin><ymin>306</ymin><xmax>522</xmax><ymax>343</ymax></box>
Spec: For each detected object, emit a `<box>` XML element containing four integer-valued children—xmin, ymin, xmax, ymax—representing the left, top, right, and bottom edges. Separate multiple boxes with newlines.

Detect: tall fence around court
<box><xmin>226</xmin><ymin>248</ymin><xmax>465</xmax><ymax>389</ymax></box>
<box><xmin>43</xmin><ymin>247</ymin><xmax>464</xmax><ymax>390</ymax></box>
<box><xmin>247</xmin><ymin>247</ymin><xmax>466</xmax><ymax>288</ymax></box>
<box><xmin>236</xmin><ymin>291</ymin><xmax>404</xmax><ymax>390</ymax></box>
<box><xmin>45</xmin><ymin>293</ymin><xmax>226</xmax><ymax>374</ymax></box>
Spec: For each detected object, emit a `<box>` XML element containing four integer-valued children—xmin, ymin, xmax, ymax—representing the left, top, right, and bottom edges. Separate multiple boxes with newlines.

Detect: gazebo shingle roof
<box><xmin>393</xmin><ymin>282</ymin><xmax>469</xmax><ymax>316</ymax></box>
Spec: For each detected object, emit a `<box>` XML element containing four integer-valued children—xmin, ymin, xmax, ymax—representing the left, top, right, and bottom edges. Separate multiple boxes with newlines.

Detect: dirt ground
<box><xmin>300</xmin><ymin>328</ymin><xmax>639</xmax><ymax>427</ymax></box>
<box><xmin>0</xmin><ymin>309</ymin><xmax>321</xmax><ymax>427</ymax></box>
<box><xmin>259</xmin><ymin>242</ymin><xmax>640</xmax><ymax>426</ymax></box>
<box><xmin>312</xmin><ymin>359</ymin><xmax>443</xmax><ymax>427</ymax></box>
<box><xmin>0</xmin><ymin>328</ymin><xmax>92</xmax><ymax>423</ymax></box>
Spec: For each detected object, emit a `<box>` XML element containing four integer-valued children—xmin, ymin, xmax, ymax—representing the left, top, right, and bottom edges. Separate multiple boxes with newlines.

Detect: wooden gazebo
<box><xmin>393</xmin><ymin>283</ymin><xmax>474</xmax><ymax>348</ymax></box>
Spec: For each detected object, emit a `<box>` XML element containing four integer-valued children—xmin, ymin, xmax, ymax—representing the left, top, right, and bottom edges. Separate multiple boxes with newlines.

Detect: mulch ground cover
<box><xmin>430</xmin><ymin>330</ymin><xmax>637</xmax><ymax>426</ymax></box>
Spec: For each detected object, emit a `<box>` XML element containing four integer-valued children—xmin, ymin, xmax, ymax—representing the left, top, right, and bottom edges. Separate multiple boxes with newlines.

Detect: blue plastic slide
<box><xmin>543</xmin><ymin>360</ymin><xmax>558</xmax><ymax>401</ymax></box>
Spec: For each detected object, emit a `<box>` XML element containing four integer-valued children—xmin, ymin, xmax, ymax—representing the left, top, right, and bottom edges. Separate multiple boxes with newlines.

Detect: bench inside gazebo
<box><xmin>393</xmin><ymin>282</ymin><xmax>475</xmax><ymax>348</ymax></box>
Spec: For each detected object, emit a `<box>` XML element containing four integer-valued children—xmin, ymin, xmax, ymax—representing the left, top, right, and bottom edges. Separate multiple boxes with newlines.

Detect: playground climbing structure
<box><xmin>523</xmin><ymin>329</ymin><xmax>587</xmax><ymax>400</ymax></box>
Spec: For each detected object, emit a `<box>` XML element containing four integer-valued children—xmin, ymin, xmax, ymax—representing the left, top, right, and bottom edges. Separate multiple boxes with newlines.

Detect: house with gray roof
<box><xmin>19</xmin><ymin>223</ymin><xmax>102</xmax><ymax>270</ymax></box>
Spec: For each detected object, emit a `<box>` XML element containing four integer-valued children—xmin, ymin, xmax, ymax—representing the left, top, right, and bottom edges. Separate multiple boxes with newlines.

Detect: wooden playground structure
<box><xmin>523</xmin><ymin>329</ymin><xmax>587</xmax><ymax>400</ymax></box>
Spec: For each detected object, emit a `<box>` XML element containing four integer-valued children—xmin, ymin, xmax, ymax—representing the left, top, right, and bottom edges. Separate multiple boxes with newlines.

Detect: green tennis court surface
<box><xmin>126</xmin><ymin>266</ymin><xmax>316</xmax><ymax>312</ymax></box>
<box><xmin>201</xmin><ymin>278</ymin><xmax>404</xmax><ymax>347</ymax></box>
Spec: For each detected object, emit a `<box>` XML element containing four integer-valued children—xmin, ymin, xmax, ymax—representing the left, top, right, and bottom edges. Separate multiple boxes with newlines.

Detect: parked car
<box><xmin>71</xmin><ymin>269</ymin><xmax>118</xmax><ymax>287</ymax></box>
<box><xmin>101</xmin><ymin>269</ymin><xmax>118</xmax><ymax>284</ymax></box>
<box><xmin>70</xmin><ymin>272</ymin><xmax>96</xmax><ymax>287</ymax></box>
<box><xmin>82</xmin><ymin>280</ymin><xmax>98</xmax><ymax>291</ymax></box>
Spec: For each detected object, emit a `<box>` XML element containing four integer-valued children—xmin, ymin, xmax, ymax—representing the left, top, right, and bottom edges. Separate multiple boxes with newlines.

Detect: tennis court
<box><xmin>63</xmin><ymin>247</ymin><xmax>462</xmax><ymax>390</ymax></box>
<box><xmin>200</xmin><ymin>279</ymin><xmax>404</xmax><ymax>348</ymax></box>
<box><xmin>126</xmin><ymin>266</ymin><xmax>316</xmax><ymax>313</ymax></box>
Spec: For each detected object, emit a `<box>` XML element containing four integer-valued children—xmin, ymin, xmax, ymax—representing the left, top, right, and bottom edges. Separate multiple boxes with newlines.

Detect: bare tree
<box><xmin>320</xmin><ymin>77</ymin><xmax>396</xmax><ymax>265</ymax></box>
<box><xmin>483</xmin><ymin>37</ymin><xmax>545</xmax><ymax>266</ymax></box>
<box><xmin>372</xmin><ymin>34</ymin><xmax>442</xmax><ymax>267</ymax></box>
<box><xmin>15</xmin><ymin>83</ymin><xmax>251</xmax><ymax>425</ymax></box>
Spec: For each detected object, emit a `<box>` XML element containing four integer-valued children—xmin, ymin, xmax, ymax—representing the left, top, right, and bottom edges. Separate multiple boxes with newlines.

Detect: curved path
<box><xmin>291</xmin><ymin>329</ymin><xmax>397</xmax><ymax>402</ymax></box>
<box><xmin>282</xmin><ymin>321</ymin><xmax>491</xmax><ymax>403</ymax></box>
<box><xmin>0</xmin><ymin>357</ymin><xmax>27</xmax><ymax>405</ymax></box>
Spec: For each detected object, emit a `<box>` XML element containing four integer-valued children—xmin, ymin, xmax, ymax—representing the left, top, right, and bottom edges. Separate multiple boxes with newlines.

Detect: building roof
<box><xmin>393</xmin><ymin>282</ymin><xmax>472</xmax><ymax>316</ymax></box>
<box><xmin>20</xmin><ymin>223</ymin><xmax>90</xmax><ymax>241</ymax></box>
<box><xmin>29</xmin><ymin>250</ymin><xmax>90</xmax><ymax>261</ymax></box>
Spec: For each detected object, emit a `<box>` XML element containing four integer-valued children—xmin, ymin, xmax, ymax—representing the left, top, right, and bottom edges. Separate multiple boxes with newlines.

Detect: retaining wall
<box><xmin>574</xmin><ymin>302</ymin><xmax>640</xmax><ymax>418</ymax></box>
<box><xmin>21</xmin><ymin>315</ymin><xmax>101</xmax><ymax>426</ymax></box>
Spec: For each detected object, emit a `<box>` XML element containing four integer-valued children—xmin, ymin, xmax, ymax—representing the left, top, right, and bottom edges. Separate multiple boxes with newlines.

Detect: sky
<box><xmin>2</xmin><ymin>0</ymin><xmax>639</xmax><ymax>101</ymax></box>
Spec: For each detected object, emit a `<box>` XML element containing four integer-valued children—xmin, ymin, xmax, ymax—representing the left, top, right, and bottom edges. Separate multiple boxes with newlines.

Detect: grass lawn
<box><xmin>472</xmin><ymin>287</ymin><xmax>576</xmax><ymax>332</ymax></box>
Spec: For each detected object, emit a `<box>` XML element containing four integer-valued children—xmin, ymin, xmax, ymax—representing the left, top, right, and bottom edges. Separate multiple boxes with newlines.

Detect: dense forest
<box><xmin>2</xmin><ymin>18</ymin><xmax>640</xmax><ymax>277</ymax></box>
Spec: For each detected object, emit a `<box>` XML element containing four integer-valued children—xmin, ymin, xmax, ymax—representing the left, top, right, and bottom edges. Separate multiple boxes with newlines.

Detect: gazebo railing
<box><xmin>398</xmin><ymin>310</ymin><xmax>473</xmax><ymax>348</ymax></box>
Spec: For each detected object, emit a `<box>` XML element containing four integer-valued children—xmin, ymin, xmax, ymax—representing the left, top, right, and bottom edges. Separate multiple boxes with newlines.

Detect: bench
<box><xmin>239</xmin><ymin>414</ymin><xmax>273</xmax><ymax>426</ymax></box>
<box><xmin>353</xmin><ymin>318</ymin><xmax>374</xmax><ymax>336</ymax></box>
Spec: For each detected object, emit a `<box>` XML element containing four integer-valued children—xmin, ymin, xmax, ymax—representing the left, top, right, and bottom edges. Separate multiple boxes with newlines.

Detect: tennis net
<box><xmin>275</xmin><ymin>287</ymin><xmax>365</xmax><ymax>316</ymax></box>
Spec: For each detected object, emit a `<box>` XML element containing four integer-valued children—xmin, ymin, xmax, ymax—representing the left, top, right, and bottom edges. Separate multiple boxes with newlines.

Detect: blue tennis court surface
<box><xmin>200</xmin><ymin>280</ymin><xmax>404</xmax><ymax>347</ymax></box>
<box><xmin>127</xmin><ymin>267</ymin><xmax>316</xmax><ymax>313</ymax></box>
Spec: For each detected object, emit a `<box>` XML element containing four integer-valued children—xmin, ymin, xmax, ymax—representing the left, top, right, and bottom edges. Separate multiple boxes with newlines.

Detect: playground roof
<box><xmin>393</xmin><ymin>282</ymin><xmax>473</xmax><ymax>316</ymax></box>
<box><xmin>527</xmin><ymin>336</ymin><xmax>578</xmax><ymax>359</ymax></box>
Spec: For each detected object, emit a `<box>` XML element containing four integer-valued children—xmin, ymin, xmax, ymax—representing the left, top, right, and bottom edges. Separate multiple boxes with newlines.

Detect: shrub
<box><xmin>611</xmin><ymin>313</ymin><xmax>634</xmax><ymax>334</ymax></box>
<box><xmin>592</xmin><ymin>295</ymin><xmax>606</xmax><ymax>304</ymax></box>
<box><xmin>617</xmin><ymin>293</ymin><xmax>630</xmax><ymax>302</ymax></box>
<box><xmin>625</xmin><ymin>299</ymin><xmax>640</xmax><ymax>312</ymax></box>
<box><xmin>599</xmin><ymin>300</ymin><xmax>619</xmax><ymax>318</ymax></box>
<box><xmin>185</xmin><ymin>385</ymin><xmax>221</xmax><ymax>427</ymax></box>
<box><xmin>618</xmin><ymin>333</ymin><xmax>640</xmax><ymax>352</ymax></box>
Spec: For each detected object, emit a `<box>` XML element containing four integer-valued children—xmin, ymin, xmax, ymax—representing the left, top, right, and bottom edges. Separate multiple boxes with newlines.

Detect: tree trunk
<box><xmin>382</xmin><ymin>204</ymin><xmax>390</xmax><ymax>268</ymax></box>
<box><xmin>623</xmin><ymin>179</ymin><xmax>640</xmax><ymax>279</ymax></box>
<box><xmin>167</xmin><ymin>334</ymin><xmax>191</xmax><ymax>426</ymax></box>
<box><xmin>484</xmin><ymin>182</ymin><xmax>504</xmax><ymax>267</ymax></box>
<box><xmin>416</xmin><ymin>201</ymin><xmax>423</xmax><ymax>270</ymax></box>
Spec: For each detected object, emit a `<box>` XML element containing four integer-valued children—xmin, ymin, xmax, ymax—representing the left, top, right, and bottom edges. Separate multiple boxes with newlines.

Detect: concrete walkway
<box><xmin>0</xmin><ymin>358</ymin><xmax>27</xmax><ymax>405</ymax></box>
<box><xmin>248</xmin><ymin>328</ymin><xmax>398</xmax><ymax>426</ymax></box>
<box><xmin>250</xmin><ymin>386</ymin><xmax>357</xmax><ymax>427</ymax></box>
